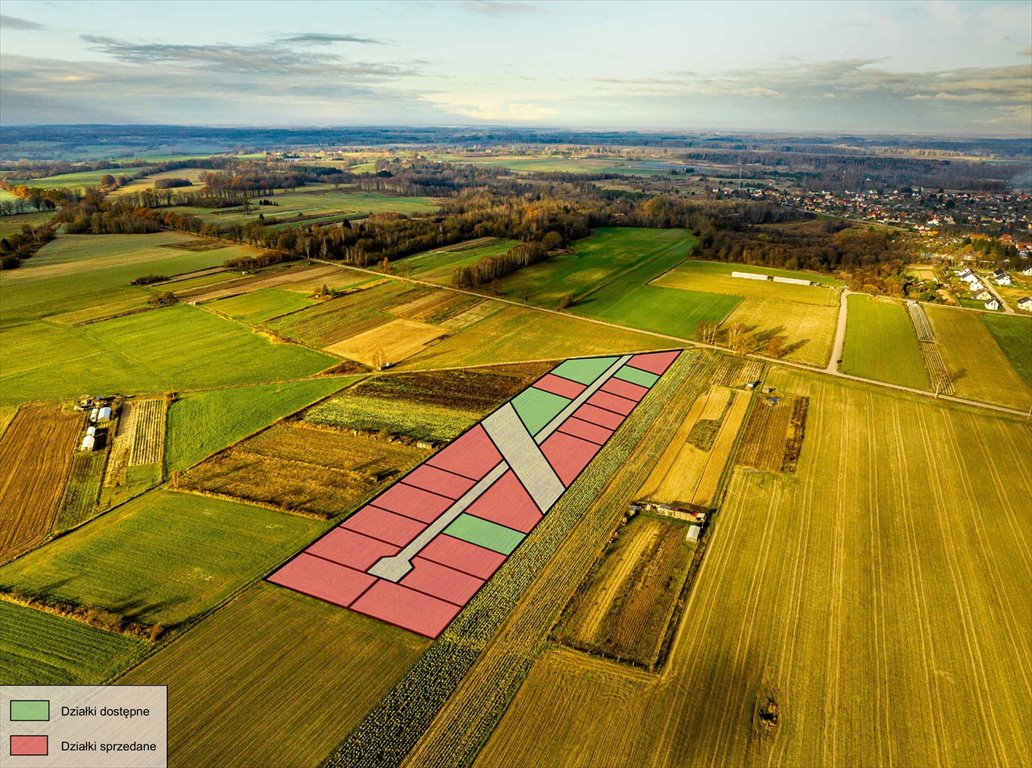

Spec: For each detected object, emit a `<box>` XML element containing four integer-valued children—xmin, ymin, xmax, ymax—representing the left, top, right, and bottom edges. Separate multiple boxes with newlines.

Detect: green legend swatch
<box><xmin>10</xmin><ymin>699</ymin><xmax>50</xmax><ymax>721</ymax></box>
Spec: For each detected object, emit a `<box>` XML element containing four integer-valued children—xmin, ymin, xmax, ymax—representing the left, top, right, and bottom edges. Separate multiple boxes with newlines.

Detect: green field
<box><xmin>399</xmin><ymin>239</ymin><xmax>522</xmax><ymax>282</ymax></box>
<box><xmin>7</xmin><ymin>168</ymin><xmax>132</xmax><ymax>190</ymax></box>
<box><xmin>401</xmin><ymin>303</ymin><xmax>668</xmax><ymax>369</ymax></box>
<box><xmin>265</xmin><ymin>280</ymin><xmax>419</xmax><ymax>348</ymax></box>
<box><xmin>120</xmin><ymin>584</ymin><xmax>427</xmax><ymax>767</ymax></box>
<box><xmin>498</xmin><ymin>228</ymin><xmax>700</xmax><ymax>308</ymax></box>
<box><xmin>304</xmin><ymin>393</ymin><xmax>478</xmax><ymax>442</ymax></box>
<box><xmin>981</xmin><ymin>313</ymin><xmax>1032</xmax><ymax>387</ymax></box>
<box><xmin>0</xmin><ymin>211</ymin><xmax>54</xmax><ymax>239</ymax></box>
<box><xmin>0</xmin><ymin>232</ymin><xmax>259</xmax><ymax>325</ymax></box>
<box><xmin>524</xmin><ymin>230</ymin><xmax>740</xmax><ymax>338</ymax></box>
<box><xmin>654</xmin><ymin>259</ymin><xmax>842</xmax><ymax>303</ymax></box>
<box><xmin>0</xmin><ymin>304</ymin><xmax>335</xmax><ymax>406</ymax></box>
<box><xmin>165</xmin><ymin>377</ymin><xmax>353</xmax><ymax>473</ymax></box>
<box><xmin>167</xmin><ymin>189</ymin><xmax>437</xmax><ymax>230</ymax></box>
<box><xmin>212</xmin><ymin>288</ymin><xmax>315</xmax><ymax>324</ymax></box>
<box><xmin>926</xmin><ymin>306</ymin><xmax>1032</xmax><ymax>410</ymax></box>
<box><xmin>0</xmin><ymin>490</ymin><xmax>325</xmax><ymax>628</ymax></box>
<box><xmin>841</xmin><ymin>295</ymin><xmax>929</xmax><ymax>389</ymax></box>
<box><xmin>0</xmin><ymin>601</ymin><xmax>149</xmax><ymax>685</ymax></box>
<box><xmin>432</xmin><ymin>154</ymin><xmax>688</xmax><ymax>176</ymax></box>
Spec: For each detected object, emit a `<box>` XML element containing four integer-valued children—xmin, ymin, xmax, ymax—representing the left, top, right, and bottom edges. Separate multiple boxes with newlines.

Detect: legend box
<box><xmin>0</xmin><ymin>686</ymin><xmax>166</xmax><ymax>768</ymax></box>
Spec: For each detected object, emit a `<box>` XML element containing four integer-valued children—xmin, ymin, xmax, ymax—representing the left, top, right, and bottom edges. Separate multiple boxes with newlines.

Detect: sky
<box><xmin>1</xmin><ymin>0</ymin><xmax>1030</xmax><ymax>135</ymax></box>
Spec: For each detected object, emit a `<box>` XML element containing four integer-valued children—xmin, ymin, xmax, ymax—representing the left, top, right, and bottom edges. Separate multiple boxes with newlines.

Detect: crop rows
<box><xmin>920</xmin><ymin>342</ymin><xmax>955</xmax><ymax>396</ymax></box>
<box><xmin>265</xmin><ymin>282</ymin><xmax>423</xmax><ymax>348</ymax></box>
<box><xmin>53</xmin><ymin>450</ymin><xmax>107</xmax><ymax>533</ymax></box>
<box><xmin>130</xmin><ymin>399</ymin><xmax>166</xmax><ymax>466</ymax></box>
<box><xmin>0</xmin><ymin>405</ymin><xmax>82</xmax><ymax>563</ymax></box>
<box><xmin>304</xmin><ymin>394</ymin><xmax>479</xmax><ymax>443</ymax></box>
<box><xmin>322</xmin><ymin>351</ymin><xmax>713</xmax><ymax>768</ymax></box>
<box><xmin>907</xmin><ymin>301</ymin><xmax>935</xmax><ymax>343</ymax></box>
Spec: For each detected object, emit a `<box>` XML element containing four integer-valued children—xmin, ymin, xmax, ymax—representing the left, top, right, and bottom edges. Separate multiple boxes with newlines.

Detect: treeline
<box><xmin>452</xmin><ymin>240</ymin><xmax>555</xmax><ymax>288</ymax></box>
<box><xmin>677</xmin><ymin>148</ymin><xmax>1024</xmax><ymax>191</ymax></box>
<box><xmin>697</xmin><ymin>219</ymin><xmax>910</xmax><ymax>274</ymax></box>
<box><xmin>0</xmin><ymin>222</ymin><xmax>56</xmax><ymax>269</ymax></box>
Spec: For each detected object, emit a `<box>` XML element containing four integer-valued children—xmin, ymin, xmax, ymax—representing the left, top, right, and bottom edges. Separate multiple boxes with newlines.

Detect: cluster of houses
<box><xmin>957</xmin><ymin>268</ymin><xmax>1002</xmax><ymax>310</ymax></box>
<box><xmin>76</xmin><ymin>395</ymin><xmax>116</xmax><ymax>451</ymax></box>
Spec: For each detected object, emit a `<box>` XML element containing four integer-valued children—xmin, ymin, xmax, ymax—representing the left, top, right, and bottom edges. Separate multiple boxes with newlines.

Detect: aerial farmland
<box><xmin>1</xmin><ymin>3</ymin><xmax>1031</xmax><ymax>766</ymax></box>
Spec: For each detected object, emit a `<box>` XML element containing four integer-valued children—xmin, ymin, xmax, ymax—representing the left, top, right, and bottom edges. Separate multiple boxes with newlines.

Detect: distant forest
<box><xmin>0</xmin><ymin>152</ymin><xmax>985</xmax><ymax>293</ymax></box>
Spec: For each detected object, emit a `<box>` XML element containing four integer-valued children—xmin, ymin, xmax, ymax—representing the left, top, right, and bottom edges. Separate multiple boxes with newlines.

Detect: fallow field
<box><xmin>0</xmin><ymin>404</ymin><xmax>82</xmax><ymax>562</ymax></box>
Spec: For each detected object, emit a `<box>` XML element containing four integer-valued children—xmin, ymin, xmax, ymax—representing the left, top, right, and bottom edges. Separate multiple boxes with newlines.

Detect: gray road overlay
<box><xmin>482</xmin><ymin>403</ymin><xmax>565</xmax><ymax>510</ymax></box>
<box><xmin>367</xmin><ymin>462</ymin><xmax>508</xmax><ymax>581</ymax></box>
<box><xmin>367</xmin><ymin>354</ymin><xmax>633</xmax><ymax>583</ymax></box>
<box><xmin>535</xmin><ymin>354</ymin><xmax>632</xmax><ymax>444</ymax></box>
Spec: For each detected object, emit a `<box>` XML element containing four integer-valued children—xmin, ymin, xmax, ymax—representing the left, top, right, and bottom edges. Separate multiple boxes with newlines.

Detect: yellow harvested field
<box><xmin>388</xmin><ymin>291</ymin><xmax>455</xmax><ymax>321</ymax></box>
<box><xmin>120</xmin><ymin>584</ymin><xmax>427</xmax><ymax>768</ymax></box>
<box><xmin>477</xmin><ymin>649</ymin><xmax>654</xmax><ymax>768</ymax></box>
<box><xmin>655</xmin><ymin>266</ymin><xmax>839</xmax><ymax>306</ymax></box>
<box><xmin>109</xmin><ymin>167</ymin><xmax>211</xmax><ymax>197</ymax></box>
<box><xmin>721</xmin><ymin>298</ymin><xmax>838</xmax><ymax>366</ymax></box>
<box><xmin>690</xmin><ymin>390</ymin><xmax>751</xmax><ymax>507</ymax></box>
<box><xmin>908</xmin><ymin>264</ymin><xmax>938</xmax><ymax>280</ymax></box>
<box><xmin>476</xmin><ymin>371</ymin><xmax>1032</xmax><ymax>768</ymax></box>
<box><xmin>926</xmin><ymin>305</ymin><xmax>1032</xmax><ymax>410</ymax></box>
<box><xmin>638</xmin><ymin>386</ymin><xmax>750</xmax><ymax>508</ymax></box>
<box><xmin>323</xmin><ymin>318</ymin><xmax>446</xmax><ymax>367</ymax></box>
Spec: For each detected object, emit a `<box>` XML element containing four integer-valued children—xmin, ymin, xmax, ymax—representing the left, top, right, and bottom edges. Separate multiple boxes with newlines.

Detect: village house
<box><xmin>1017</xmin><ymin>297</ymin><xmax>1032</xmax><ymax>311</ymax></box>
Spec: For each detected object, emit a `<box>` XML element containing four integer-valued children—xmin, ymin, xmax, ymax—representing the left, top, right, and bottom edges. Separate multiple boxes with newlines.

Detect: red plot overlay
<box><xmin>268</xmin><ymin>350</ymin><xmax>681</xmax><ymax>637</ymax></box>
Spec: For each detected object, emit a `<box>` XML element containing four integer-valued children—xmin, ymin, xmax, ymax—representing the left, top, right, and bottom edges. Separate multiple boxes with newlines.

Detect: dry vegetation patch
<box><xmin>179</xmin><ymin>421</ymin><xmax>426</xmax><ymax>518</ymax></box>
<box><xmin>0</xmin><ymin>404</ymin><xmax>82</xmax><ymax>562</ymax></box>
<box><xmin>352</xmin><ymin>363</ymin><xmax>553</xmax><ymax>412</ymax></box>
<box><xmin>555</xmin><ymin>515</ymin><xmax>696</xmax><ymax>669</ymax></box>
<box><xmin>323</xmin><ymin>319</ymin><xmax>446</xmax><ymax>367</ymax></box>
<box><xmin>736</xmin><ymin>394</ymin><xmax>810</xmax><ymax>473</ymax></box>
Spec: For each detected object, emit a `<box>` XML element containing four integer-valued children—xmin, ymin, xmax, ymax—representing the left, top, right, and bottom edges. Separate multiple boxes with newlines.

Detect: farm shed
<box><xmin>90</xmin><ymin>407</ymin><xmax>99</xmax><ymax>422</ymax></box>
<box><xmin>771</xmin><ymin>275</ymin><xmax>812</xmax><ymax>286</ymax></box>
<box><xmin>80</xmin><ymin>434</ymin><xmax>95</xmax><ymax>451</ymax></box>
<box><xmin>687</xmin><ymin>525</ymin><xmax>702</xmax><ymax>542</ymax></box>
<box><xmin>731</xmin><ymin>271</ymin><xmax>769</xmax><ymax>281</ymax></box>
<box><xmin>98</xmin><ymin>406</ymin><xmax>112</xmax><ymax>421</ymax></box>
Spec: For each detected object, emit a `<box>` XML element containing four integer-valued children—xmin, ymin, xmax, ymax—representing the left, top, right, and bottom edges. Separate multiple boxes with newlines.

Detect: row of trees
<box><xmin>451</xmin><ymin>240</ymin><xmax>554</xmax><ymax>288</ymax></box>
<box><xmin>0</xmin><ymin>223</ymin><xmax>56</xmax><ymax>269</ymax></box>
